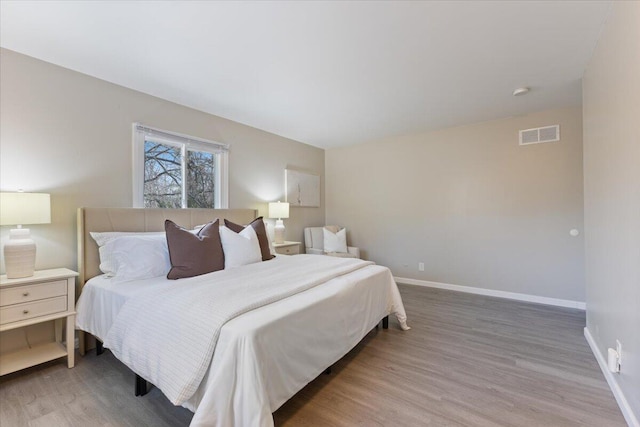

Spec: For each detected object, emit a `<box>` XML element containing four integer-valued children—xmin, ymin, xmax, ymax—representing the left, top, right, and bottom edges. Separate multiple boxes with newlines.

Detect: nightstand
<box><xmin>0</xmin><ymin>268</ymin><xmax>78</xmax><ymax>375</ymax></box>
<box><xmin>273</xmin><ymin>241</ymin><xmax>301</xmax><ymax>255</ymax></box>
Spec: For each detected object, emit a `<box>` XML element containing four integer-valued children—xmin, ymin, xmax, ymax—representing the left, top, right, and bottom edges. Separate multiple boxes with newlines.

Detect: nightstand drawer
<box><xmin>0</xmin><ymin>296</ymin><xmax>67</xmax><ymax>325</ymax></box>
<box><xmin>278</xmin><ymin>245</ymin><xmax>300</xmax><ymax>255</ymax></box>
<box><xmin>0</xmin><ymin>280</ymin><xmax>67</xmax><ymax>307</ymax></box>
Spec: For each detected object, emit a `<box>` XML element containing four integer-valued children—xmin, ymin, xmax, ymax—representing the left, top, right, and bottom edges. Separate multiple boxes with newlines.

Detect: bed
<box><xmin>75</xmin><ymin>207</ymin><xmax>409</xmax><ymax>427</ymax></box>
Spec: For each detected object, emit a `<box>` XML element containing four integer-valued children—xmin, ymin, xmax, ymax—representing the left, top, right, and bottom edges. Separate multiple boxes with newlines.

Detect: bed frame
<box><xmin>77</xmin><ymin>207</ymin><xmax>260</xmax><ymax>395</ymax></box>
<box><xmin>77</xmin><ymin>207</ymin><xmax>257</xmax><ymax>352</ymax></box>
<box><xmin>77</xmin><ymin>207</ymin><xmax>258</xmax><ymax>290</ymax></box>
<box><xmin>76</xmin><ymin>207</ymin><xmax>388</xmax><ymax>398</ymax></box>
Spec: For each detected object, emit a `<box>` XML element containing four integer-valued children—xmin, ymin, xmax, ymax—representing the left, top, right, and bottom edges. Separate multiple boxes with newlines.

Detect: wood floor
<box><xmin>0</xmin><ymin>285</ymin><xmax>626</xmax><ymax>426</ymax></box>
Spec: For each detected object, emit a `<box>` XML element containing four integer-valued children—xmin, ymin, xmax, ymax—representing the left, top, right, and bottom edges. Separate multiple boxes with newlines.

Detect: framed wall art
<box><xmin>285</xmin><ymin>169</ymin><xmax>320</xmax><ymax>207</ymax></box>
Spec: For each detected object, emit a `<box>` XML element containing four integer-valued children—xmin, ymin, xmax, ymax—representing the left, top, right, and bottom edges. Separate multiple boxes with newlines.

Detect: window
<box><xmin>133</xmin><ymin>123</ymin><xmax>228</xmax><ymax>208</ymax></box>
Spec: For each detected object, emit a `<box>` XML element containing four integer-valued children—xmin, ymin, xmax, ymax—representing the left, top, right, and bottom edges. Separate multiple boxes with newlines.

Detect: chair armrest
<box><xmin>347</xmin><ymin>246</ymin><xmax>360</xmax><ymax>259</ymax></box>
<box><xmin>305</xmin><ymin>248</ymin><xmax>324</xmax><ymax>255</ymax></box>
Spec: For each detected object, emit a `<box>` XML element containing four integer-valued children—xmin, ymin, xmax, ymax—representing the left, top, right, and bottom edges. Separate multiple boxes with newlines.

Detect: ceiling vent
<box><xmin>519</xmin><ymin>125</ymin><xmax>560</xmax><ymax>145</ymax></box>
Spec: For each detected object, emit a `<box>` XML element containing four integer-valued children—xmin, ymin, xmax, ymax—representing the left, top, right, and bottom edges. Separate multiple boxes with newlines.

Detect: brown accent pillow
<box><xmin>224</xmin><ymin>217</ymin><xmax>275</xmax><ymax>261</ymax></box>
<box><xmin>165</xmin><ymin>219</ymin><xmax>225</xmax><ymax>279</ymax></box>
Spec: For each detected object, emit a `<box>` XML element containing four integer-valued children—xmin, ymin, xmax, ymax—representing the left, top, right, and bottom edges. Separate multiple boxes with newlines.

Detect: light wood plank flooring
<box><xmin>0</xmin><ymin>285</ymin><xmax>626</xmax><ymax>426</ymax></box>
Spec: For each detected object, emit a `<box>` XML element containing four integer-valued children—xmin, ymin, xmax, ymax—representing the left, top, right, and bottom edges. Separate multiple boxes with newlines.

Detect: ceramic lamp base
<box><xmin>274</xmin><ymin>219</ymin><xmax>285</xmax><ymax>244</ymax></box>
<box><xmin>4</xmin><ymin>228</ymin><xmax>36</xmax><ymax>279</ymax></box>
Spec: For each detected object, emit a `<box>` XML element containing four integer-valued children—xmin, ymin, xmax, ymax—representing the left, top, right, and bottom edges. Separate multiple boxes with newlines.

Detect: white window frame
<box><xmin>132</xmin><ymin>123</ymin><xmax>229</xmax><ymax>208</ymax></box>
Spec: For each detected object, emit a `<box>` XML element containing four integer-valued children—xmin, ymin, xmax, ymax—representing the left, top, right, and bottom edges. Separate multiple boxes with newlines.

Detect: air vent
<box><xmin>519</xmin><ymin>125</ymin><xmax>560</xmax><ymax>145</ymax></box>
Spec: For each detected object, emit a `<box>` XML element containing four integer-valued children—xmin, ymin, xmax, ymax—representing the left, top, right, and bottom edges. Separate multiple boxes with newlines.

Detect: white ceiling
<box><xmin>0</xmin><ymin>1</ymin><xmax>611</xmax><ymax>149</ymax></box>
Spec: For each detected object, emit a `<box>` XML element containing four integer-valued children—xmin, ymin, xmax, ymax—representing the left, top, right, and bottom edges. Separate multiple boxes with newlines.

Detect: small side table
<box><xmin>0</xmin><ymin>268</ymin><xmax>78</xmax><ymax>375</ymax></box>
<box><xmin>273</xmin><ymin>241</ymin><xmax>301</xmax><ymax>255</ymax></box>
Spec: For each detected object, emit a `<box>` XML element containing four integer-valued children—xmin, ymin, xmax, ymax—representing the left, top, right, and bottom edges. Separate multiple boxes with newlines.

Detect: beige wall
<box><xmin>326</xmin><ymin>106</ymin><xmax>585</xmax><ymax>302</ymax></box>
<box><xmin>0</xmin><ymin>48</ymin><xmax>325</xmax><ymax>274</ymax></box>
<box><xmin>583</xmin><ymin>1</ymin><xmax>640</xmax><ymax>422</ymax></box>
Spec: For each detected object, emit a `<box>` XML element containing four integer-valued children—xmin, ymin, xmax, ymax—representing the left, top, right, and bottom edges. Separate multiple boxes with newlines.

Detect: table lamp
<box><xmin>0</xmin><ymin>192</ymin><xmax>51</xmax><ymax>278</ymax></box>
<box><xmin>268</xmin><ymin>201</ymin><xmax>289</xmax><ymax>244</ymax></box>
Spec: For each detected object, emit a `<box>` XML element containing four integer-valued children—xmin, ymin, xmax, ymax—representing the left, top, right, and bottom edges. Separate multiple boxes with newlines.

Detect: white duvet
<box><xmin>77</xmin><ymin>255</ymin><xmax>409</xmax><ymax>426</ymax></box>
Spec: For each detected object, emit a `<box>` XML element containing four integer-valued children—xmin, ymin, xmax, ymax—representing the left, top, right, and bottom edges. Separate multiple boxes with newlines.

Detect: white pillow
<box><xmin>219</xmin><ymin>225</ymin><xmax>262</xmax><ymax>269</ymax></box>
<box><xmin>323</xmin><ymin>227</ymin><xmax>348</xmax><ymax>253</ymax></box>
<box><xmin>90</xmin><ymin>231</ymin><xmax>165</xmax><ymax>247</ymax></box>
<box><xmin>95</xmin><ymin>234</ymin><xmax>171</xmax><ymax>282</ymax></box>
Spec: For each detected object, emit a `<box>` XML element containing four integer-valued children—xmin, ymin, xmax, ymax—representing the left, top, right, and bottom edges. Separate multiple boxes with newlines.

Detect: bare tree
<box><xmin>143</xmin><ymin>142</ymin><xmax>215</xmax><ymax>208</ymax></box>
<box><xmin>187</xmin><ymin>150</ymin><xmax>215</xmax><ymax>208</ymax></box>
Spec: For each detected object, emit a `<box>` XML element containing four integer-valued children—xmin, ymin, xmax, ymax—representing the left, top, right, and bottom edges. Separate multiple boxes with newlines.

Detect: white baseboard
<box><xmin>394</xmin><ymin>277</ymin><xmax>586</xmax><ymax>310</ymax></box>
<box><xmin>584</xmin><ymin>327</ymin><xmax>639</xmax><ymax>427</ymax></box>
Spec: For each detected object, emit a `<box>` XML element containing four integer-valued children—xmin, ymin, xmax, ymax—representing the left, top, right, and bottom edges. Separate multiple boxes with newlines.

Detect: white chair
<box><xmin>304</xmin><ymin>226</ymin><xmax>361</xmax><ymax>259</ymax></box>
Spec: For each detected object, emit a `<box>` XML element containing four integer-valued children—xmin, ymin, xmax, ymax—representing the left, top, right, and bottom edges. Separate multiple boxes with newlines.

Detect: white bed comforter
<box><xmin>103</xmin><ymin>255</ymin><xmax>403</xmax><ymax>406</ymax></box>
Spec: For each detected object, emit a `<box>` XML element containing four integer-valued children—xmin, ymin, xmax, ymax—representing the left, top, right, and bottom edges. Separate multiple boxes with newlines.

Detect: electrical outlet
<box><xmin>418</xmin><ymin>262</ymin><xmax>424</xmax><ymax>271</ymax></box>
<box><xmin>616</xmin><ymin>340</ymin><xmax>622</xmax><ymax>366</ymax></box>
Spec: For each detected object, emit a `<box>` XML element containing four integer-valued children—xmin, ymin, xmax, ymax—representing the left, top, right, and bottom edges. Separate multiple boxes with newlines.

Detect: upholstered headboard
<box><xmin>77</xmin><ymin>207</ymin><xmax>257</xmax><ymax>290</ymax></box>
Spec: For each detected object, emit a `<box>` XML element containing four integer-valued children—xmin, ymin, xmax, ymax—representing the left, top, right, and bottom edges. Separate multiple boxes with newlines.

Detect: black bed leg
<box><xmin>135</xmin><ymin>374</ymin><xmax>148</xmax><ymax>396</ymax></box>
<box><xmin>96</xmin><ymin>339</ymin><xmax>104</xmax><ymax>356</ymax></box>
<box><xmin>382</xmin><ymin>315</ymin><xmax>389</xmax><ymax>329</ymax></box>
<box><xmin>324</xmin><ymin>366</ymin><xmax>332</xmax><ymax>375</ymax></box>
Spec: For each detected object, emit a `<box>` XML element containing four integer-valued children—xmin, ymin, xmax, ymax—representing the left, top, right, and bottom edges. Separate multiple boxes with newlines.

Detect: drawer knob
<box><xmin>23</xmin><ymin>292</ymin><xmax>30</xmax><ymax>297</ymax></box>
<box><xmin>23</xmin><ymin>310</ymin><xmax>29</xmax><ymax>315</ymax></box>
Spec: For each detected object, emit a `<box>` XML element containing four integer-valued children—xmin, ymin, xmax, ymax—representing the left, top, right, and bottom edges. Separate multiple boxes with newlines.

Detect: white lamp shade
<box><xmin>268</xmin><ymin>202</ymin><xmax>289</xmax><ymax>219</ymax></box>
<box><xmin>0</xmin><ymin>192</ymin><xmax>51</xmax><ymax>226</ymax></box>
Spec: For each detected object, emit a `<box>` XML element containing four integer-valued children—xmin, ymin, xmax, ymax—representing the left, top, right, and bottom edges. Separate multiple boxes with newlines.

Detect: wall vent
<box><xmin>519</xmin><ymin>125</ymin><xmax>560</xmax><ymax>145</ymax></box>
